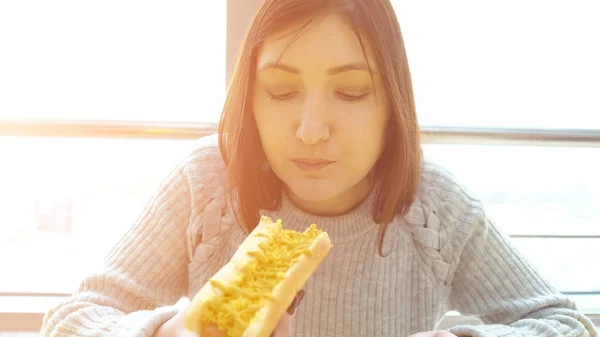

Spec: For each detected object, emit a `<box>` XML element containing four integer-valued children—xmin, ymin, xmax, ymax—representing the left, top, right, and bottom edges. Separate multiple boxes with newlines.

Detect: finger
<box><xmin>433</xmin><ymin>331</ymin><xmax>457</xmax><ymax>337</ymax></box>
<box><xmin>272</xmin><ymin>310</ymin><xmax>294</xmax><ymax>337</ymax></box>
<box><xmin>408</xmin><ymin>332</ymin><xmax>436</xmax><ymax>337</ymax></box>
<box><xmin>269</xmin><ymin>291</ymin><xmax>304</xmax><ymax>337</ymax></box>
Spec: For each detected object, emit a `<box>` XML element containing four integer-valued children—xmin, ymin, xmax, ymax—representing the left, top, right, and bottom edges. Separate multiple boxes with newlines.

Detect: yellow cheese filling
<box><xmin>200</xmin><ymin>219</ymin><xmax>322</xmax><ymax>337</ymax></box>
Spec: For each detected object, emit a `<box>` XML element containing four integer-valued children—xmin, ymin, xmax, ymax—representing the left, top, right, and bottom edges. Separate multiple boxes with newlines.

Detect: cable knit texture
<box><xmin>41</xmin><ymin>134</ymin><xmax>597</xmax><ymax>337</ymax></box>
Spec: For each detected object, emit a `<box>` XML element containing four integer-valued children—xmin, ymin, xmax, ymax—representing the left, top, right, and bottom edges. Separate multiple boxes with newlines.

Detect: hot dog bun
<box><xmin>184</xmin><ymin>216</ymin><xmax>332</xmax><ymax>337</ymax></box>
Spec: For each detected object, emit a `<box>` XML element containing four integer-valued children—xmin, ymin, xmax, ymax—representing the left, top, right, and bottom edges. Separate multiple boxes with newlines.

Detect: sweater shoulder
<box><xmin>175</xmin><ymin>133</ymin><xmax>228</xmax><ymax>198</ymax></box>
<box><xmin>177</xmin><ymin>134</ymin><xmax>240</xmax><ymax>257</ymax></box>
<box><xmin>181</xmin><ymin>133</ymin><xmax>227</xmax><ymax>177</ymax></box>
<box><xmin>418</xmin><ymin>160</ymin><xmax>485</xmax><ymax>216</ymax></box>
<box><xmin>399</xmin><ymin>159</ymin><xmax>487</xmax><ymax>285</ymax></box>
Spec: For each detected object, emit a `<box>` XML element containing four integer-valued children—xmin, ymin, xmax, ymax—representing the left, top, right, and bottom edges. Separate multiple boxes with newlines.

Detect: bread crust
<box><xmin>184</xmin><ymin>216</ymin><xmax>332</xmax><ymax>337</ymax></box>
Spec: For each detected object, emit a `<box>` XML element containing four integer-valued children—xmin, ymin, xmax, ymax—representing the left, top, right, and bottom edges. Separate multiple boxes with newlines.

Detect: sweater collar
<box><xmin>260</xmin><ymin>187</ymin><xmax>379</xmax><ymax>243</ymax></box>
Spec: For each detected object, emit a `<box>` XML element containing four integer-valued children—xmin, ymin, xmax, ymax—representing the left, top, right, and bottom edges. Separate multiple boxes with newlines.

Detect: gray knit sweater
<box><xmin>41</xmin><ymin>134</ymin><xmax>597</xmax><ymax>337</ymax></box>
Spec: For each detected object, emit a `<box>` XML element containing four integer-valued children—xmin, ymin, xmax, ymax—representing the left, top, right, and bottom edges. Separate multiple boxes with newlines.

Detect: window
<box><xmin>0</xmin><ymin>1</ymin><xmax>226</xmax><ymax>298</ymax></box>
<box><xmin>0</xmin><ymin>137</ymin><xmax>198</xmax><ymax>294</ymax></box>
<box><xmin>0</xmin><ymin>1</ymin><xmax>226</xmax><ymax>123</ymax></box>
<box><xmin>422</xmin><ymin>144</ymin><xmax>600</xmax><ymax>293</ymax></box>
<box><xmin>391</xmin><ymin>0</ymin><xmax>600</xmax><ymax>129</ymax></box>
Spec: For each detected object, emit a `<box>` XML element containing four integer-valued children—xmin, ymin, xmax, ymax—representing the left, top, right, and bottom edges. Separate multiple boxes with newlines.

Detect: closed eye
<box><xmin>335</xmin><ymin>92</ymin><xmax>370</xmax><ymax>102</ymax></box>
<box><xmin>267</xmin><ymin>91</ymin><xmax>298</xmax><ymax>101</ymax></box>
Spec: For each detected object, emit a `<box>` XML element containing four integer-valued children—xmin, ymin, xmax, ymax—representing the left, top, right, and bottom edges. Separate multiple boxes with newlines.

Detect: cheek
<box><xmin>338</xmin><ymin>108</ymin><xmax>387</xmax><ymax>153</ymax></box>
<box><xmin>254</xmin><ymin>93</ymin><xmax>292</xmax><ymax>130</ymax></box>
<box><xmin>334</xmin><ymin>111</ymin><xmax>387</xmax><ymax>178</ymax></box>
<box><xmin>253</xmin><ymin>103</ymin><xmax>293</xmax><ymax>166</ymax></box>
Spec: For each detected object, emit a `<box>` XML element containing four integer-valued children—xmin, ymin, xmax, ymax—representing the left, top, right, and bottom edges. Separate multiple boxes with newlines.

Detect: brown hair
<box><xmin>218</xmin><ymin>0</ymin><xmax>421</xmax><ymax>256</ymax></box>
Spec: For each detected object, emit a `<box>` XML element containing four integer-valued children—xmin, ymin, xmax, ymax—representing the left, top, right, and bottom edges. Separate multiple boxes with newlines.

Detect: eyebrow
<box><xmin>257</xmin><ymin>62</ymin><xmax>374</xmax><ymax>75</ymax></box>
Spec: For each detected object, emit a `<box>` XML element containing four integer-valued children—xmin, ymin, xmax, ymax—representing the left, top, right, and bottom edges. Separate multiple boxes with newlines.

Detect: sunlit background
<box><xmin>0</xmin><ymin>0</ymin><xmax>598</xmax><ymax>335</ymax></box>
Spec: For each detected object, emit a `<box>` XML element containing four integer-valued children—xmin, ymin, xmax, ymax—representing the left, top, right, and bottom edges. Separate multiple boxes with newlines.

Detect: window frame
<box><xmin>1</xmin><ymin>0</ymin><xmax>598</xmax><ymax>332</ymax></box>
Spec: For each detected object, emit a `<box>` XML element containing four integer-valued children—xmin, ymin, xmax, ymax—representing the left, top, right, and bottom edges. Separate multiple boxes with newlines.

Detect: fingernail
<box><xmin>287</xmin><ymin>290</ymin><xmax>305</xmax><ymax>315</ymax></box>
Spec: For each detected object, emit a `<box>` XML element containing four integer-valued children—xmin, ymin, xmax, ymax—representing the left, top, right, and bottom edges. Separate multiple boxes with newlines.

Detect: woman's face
<box><xmin>253</xmin><ymin>14</ymin><xmax>389</xmax><ymax>215</ymax></box>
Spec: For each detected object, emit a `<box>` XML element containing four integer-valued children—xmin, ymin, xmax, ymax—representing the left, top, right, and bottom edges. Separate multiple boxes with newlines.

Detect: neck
<box><xmin>284</xmin><ymin>175</ymin><xmax>373</xmax><ymax>217</ymax></box>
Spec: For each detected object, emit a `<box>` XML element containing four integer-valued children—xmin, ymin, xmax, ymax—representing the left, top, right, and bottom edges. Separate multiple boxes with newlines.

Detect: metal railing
<box><xmin>0</xmin><ymin>119</ymin><xmax>217</xmax><ymax>140</ymax></box>
<box><xmin>2</xmin><ymin>119</ymin><xmax>600</xmax><ymax>147</ymax></box>
<box><xmin>420</xmin><ymin>126</ymin><xmax>600</xmax><ymax>147</ymax></box>
<box><xmin>510</xmin><ymin>234</ymin><xmax>600</xmax><ymax>239</ymax></box>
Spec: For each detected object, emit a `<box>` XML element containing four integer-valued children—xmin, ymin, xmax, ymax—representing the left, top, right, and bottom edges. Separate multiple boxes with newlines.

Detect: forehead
<box><xmin>256</xmin><ymin>14</ymin><xmax>376</xmax><ymax>72</ymax></box>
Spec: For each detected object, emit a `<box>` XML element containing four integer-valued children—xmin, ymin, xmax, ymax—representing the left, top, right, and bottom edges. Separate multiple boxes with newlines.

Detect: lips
<box><xmin>292</xmin><ymin>158</ymin><xmax>335</xmax><ymax>171</ymax></box>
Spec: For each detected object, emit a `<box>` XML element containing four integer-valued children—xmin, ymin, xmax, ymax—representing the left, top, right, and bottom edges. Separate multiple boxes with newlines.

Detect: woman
<box><xmin>41</xmin><ymin>0</ymin><xmax>597</xmax><ymax>336</ymax></box>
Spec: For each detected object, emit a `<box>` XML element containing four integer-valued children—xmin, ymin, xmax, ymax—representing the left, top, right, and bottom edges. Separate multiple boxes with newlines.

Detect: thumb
<box><xmin>271</xmin><ymin>290</ymin><xmax>305</xmax><ymax>337</ymax></box>
<box><xmin>271</xmin><ymin>312</ymin><xmax>294</xmax><ymax>337</ymax></box>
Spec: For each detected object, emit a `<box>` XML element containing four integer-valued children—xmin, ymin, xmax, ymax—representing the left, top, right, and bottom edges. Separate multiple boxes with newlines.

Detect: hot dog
<box><xmin>184</xmin><ymin>216</ymin><xmax>332</xmax><ymax>337</ymax></box>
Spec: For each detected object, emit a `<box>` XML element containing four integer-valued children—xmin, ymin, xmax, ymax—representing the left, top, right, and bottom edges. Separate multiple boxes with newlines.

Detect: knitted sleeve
<box><xmin>421</xmin><ymin>162</ymin><xmax>597</xmax><ymax>337</ymax></box>
<box><xmin>40</xmin><ymin>135</ymin><xmax>224</xmax><ymax>337</ymax></box>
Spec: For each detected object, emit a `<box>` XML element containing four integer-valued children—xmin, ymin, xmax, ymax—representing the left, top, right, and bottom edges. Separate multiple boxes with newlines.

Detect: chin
<box><xmin>286</xmin><ymin>179</ymin><xmax>341</xmax><ymax>202</ymax></box>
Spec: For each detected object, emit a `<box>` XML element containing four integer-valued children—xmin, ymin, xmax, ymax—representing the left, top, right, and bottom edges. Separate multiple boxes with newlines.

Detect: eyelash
<box><xmin>335</xmin><ymin>92</ymin><xmax>370</xmax><ymax>102</ymax></box>
<box><xmin>266</xmin><ymin>91</ymin><xmax>370</xmax><ymax>102</ymax></box>
<box><xmin>267</xmin><ymin>91</ymin><xmax>298</xmax><ymax>101</ymax></box>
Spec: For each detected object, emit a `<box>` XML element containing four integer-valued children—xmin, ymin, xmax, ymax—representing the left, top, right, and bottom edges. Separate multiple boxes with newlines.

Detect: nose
<box><xmin>296</xmin><ymin>99</ymin><xmax>330</xmax><ymax>145</ymax></box>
